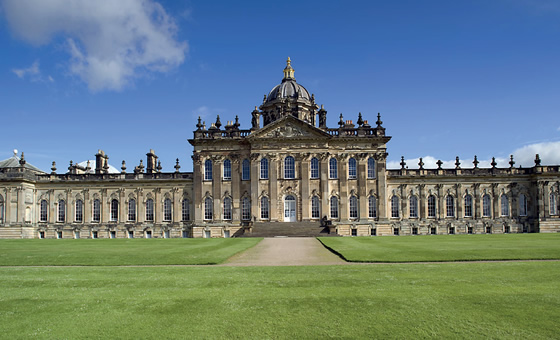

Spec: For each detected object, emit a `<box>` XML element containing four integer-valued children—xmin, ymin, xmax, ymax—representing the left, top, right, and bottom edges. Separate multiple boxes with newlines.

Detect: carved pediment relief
<box><xmin>249</xmin><ymin>116</ymin><xmax>331</xmax><ymax>140</ymax></box>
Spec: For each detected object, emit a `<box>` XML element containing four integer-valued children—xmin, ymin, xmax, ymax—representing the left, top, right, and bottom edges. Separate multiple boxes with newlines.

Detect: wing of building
<box><xmin>1</xmin><ymin>59</ymin><xmax>559</xmax><ymax>239</ymax></box>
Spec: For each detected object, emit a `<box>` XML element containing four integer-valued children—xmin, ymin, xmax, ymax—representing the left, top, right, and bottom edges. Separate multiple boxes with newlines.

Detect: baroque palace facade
<box><xmin>1</xmin><ymin>58</ymin><xmax>559</xmax><ymax>238</ymax></box>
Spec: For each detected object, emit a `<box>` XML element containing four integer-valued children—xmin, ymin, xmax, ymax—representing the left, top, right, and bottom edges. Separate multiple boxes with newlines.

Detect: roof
<box><xmin>0</xmin><ymin>151</ymin><xmax>45</xmax><ymax>173</ymax></box>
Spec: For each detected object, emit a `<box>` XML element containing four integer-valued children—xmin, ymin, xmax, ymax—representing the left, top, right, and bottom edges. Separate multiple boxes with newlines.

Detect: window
<box><xmin>468</xmin><ymin>226</ymin><xmax>473</xmax><ymax>234</ymax></box>
<box><xmin>504</xmin><ymin>225</ymin><xmax>510</xmax><ymax>233</ymax></box>
<box><xmin>311</xmin><ymin>196</ymin><xmax>320</xmax><ymax>219</ymax></box>
<box><xmin>128</xmin><ymin>230</ymin><xmax>134</xmax><ymax>238</ymax></box>
<box><xmin>110</xmin><ymin>231</ymin><xmax>116</xmax><ymax>239</ymax></box>
<box><xmin>430</xmin><ymin>227</ymin><xmax>437</xmax><ymax>235</ymax></box>
<box><xmin>182</xmin><ymin>199</ymin><xmax>190</xmax><ymax>221</ymax></box>
<box><xmin>260</xmin><ymin>158</ymin><xmax>268</xmax><ymax>179</ymax></box>
<box><xmin>242</xmin><ymin>197</ymin><xmax>251</xmax><ymax>220</ymax></box>
<box><xmin>204</xmin><ymin>159</ymin><xmax>212</xmax><ymax>181</ymax></box>
<box><xmin>0</xmin><ymin>195</ymin><xmax>4</xmax><ymax>223</ymax></box>
<box><xmin>330</xmin><ymin>196</ymin><xmax>339</xmax><ymax>219</ymax></box>
<box><xmin>92</xmin><ymin>199</ymin><xmax>100</xmax><ymax>222</ymax></box>
<box><xmin>146</xmin><ymin>199</ymin><xmax>154</xmax><ymax>221</ymax></box>
<box><xmin>446</xmin><ymin>196</ymin><xmax>454</xmax><ymax>217</ymax></box>
<box><xmin>367</xmin><ymin>157</ymin><xmax>376</xmax><ymax>179</ymax></box>
<box><xmin>519</xmin><ymin>194</ymin><xmax>527</xmax><ymax>217</ymax></box>
<box><xmin>145</xmin><ymin>230</ymin><xmax>152</xmax><ymax>239</ymax></box>
<box><xmin>486</xmin><ymin>226</ymin><xmax>492</xmax><ymax>234</ymax></box>
<box><xmin>483</xmin><ymin>194</ymin><xmax>491</xmax><ymax>217</ymax></box>
<box><xmin>57</xmin><ymin>231</ymin><xmax>63</xmax><ymax>239</ymax></box>
<box><xmin>204</xmin><ymin>197</ymin><xmax>213</xmax><ymax>220</ymax></box>
<box><xmin>394</xmin><ymin>228</ymin><xmax>400</xmax><ymax>236</ymax></box>
<box><xmin>501</xmin><ymin>194</ymin><xmax>509</xmax><ymax>217</ymax></box>
<box><xmin>409</xmin><ymin>196</ymin><xmax>418</xmax><ymax>218</ymax></box>
<box><xmin>223</xmin><ymin>159</ymin><xmax>231</xmax><ymax>180</ymax></box>
<box><xmin>428</xmin><ymin>195</ymin><xmax>436</xmax><ymax>218</ymax></box>
<box><xmin>261</xmin><ymin>196</ymin><xmax>269</xmax><ymax>219</ymax></box>
<box><xmin>57</xmin><ymin>200</ymin><xmax>65</xmax><ymax>222</ymax></box>
<box><xmin>110</xmin><ymin>199</ymin><xmax>118</xmax><ymax>222</ymax></box>
<box><xmin>550</xmin><ymin>192</ymin><xmax>558</xmax><ymax>215</ymax></box>
<box><xmin>164</xmin><ymin>198</ymin><xmax>172</xmax><ymax>221</ymax></box>
<box><xmin>75</xmin><ymin>200</ymin><xmax>83</xmax><ymax>222</ymax></box>
<box><xmin>242</xmin><ymin>159</ymin><xmax>250</xmax><ymax>180</ymax></box>
<box><xmin>348</xmin><ymin>158</ymin><xmax>357</xmax><ymax>179</ymax></box>
<box><xmin>449</xmin><ymin>227</ymin><xmax>455</xmax><ymax>235</ymax></box>
<box><xmin>368</xmin><ymin>196</ymin><xmax>377</xmax><ymax>218</ymax></box>
<box><xmin>351</xmin><ymin>228</ymin><xmax>357</xmax><ymax>236</ymax></box>
<box><xmin>412</xmin><ymin>227</ymin><xmax>418</xmax><ymax>235</ymax></box>
<box><xmin>223</xmin><ymin>197</ymin><xmax>232</xmax><ymax>220</ymax></box>
<box><xmin>464</xmin><ymin>195</ymin><xmax>473</xmax><ymax>218</ymax></box>
<box><xmin>128</xmin><ymin>199</ymin><xmax>136</xmax><ymax>221</ymax></box>
<box><xmin>92</xmin><ymin>231</ymin><xmax>98</xmax><ymax>239</ymax></box>
<box><xmin>75</xmin><ymin>231</ymin><xmax>80</xmax><ymax>239</ymax></box>
<box><xmin>391</xmin><ymin>196</ymin><xmax>399</xmax><ymax>218</ymax></box>
<box><xmin>308</xmin><ymin>157</ymin><xmax>319</xmax><ymax>179</ymax></box>
<box><xmin>329</xmin><ymin>158</ymin><xmax>338</xmax><ymax>179</ymax></box>
<box><xmin>371</xmin><ymin>228</ymin><xmax>376</xmax><ymax>236</ymax></box>
<box><xmin>284</xmin><ymin>156</ymin><xmax>295</xmax><ymax>179</ymax></box>
<box><xmin>349</xmin><ymin>196</ymin><xmax>358</xmax><ymax>219</ymax></box>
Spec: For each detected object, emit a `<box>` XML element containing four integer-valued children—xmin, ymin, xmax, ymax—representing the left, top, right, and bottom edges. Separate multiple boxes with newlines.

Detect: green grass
<box><xmin>0</xmin><ymin>238</ymin><xmax>262</xmax><ymax>266</ymax></box>
<box><xmin>0</xmin><ymin>262</ymin><xmax>558</xmax><ymax>339</ymax></box>
<box><xmin>319</xmin><ymin>233</ymin><xmax>560</xmax><ymax>262</ymax></box>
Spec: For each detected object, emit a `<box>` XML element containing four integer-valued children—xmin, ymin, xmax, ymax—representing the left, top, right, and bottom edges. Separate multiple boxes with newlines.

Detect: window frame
<box><xmin>145</xmin><ymin>198</ymin><xmax>154</xmax><ymax>222</ymax></box>
<box><xmin>368</xmin><ymin>196</ymin><xmax>377</xmax><ymax>218</ymax></box>
<box><xmin>284</xmin><ymin>156</ymin><xmax>295</xmax><ymax>179</ymax></box>
<box><xmin>204</xmin><ymin>159</ymin><xmax>213</xmax><ymax>181</ymax></box>
<box><xmin>110</xmin><ymin>199</ymin><xmax>118</xmax><ymax>222</ymax></box>
<box><xmin>223</xmin><ymin>197</ymin><xmax>232</xmax><ymax>220</ymax></box>
<box><xmin>367</xmin><ymin>157</ymin><xmax>376</xmax><ymax>179</ymax></box>
<box><xmin>57</xmin><ymin>200</ymin><xmax>66</xmax><ymax>222</ymax></box>
<box><xmin>329</xmin><ymin>158</ymin><xmax>338</xmax><ymax>179</ymax></box>
<box><xmin>163</xmin><ymin>198</ymin><xmax>172</xmax><ymax>221</ymax></box>
<box><xmin>40</xmin><ymin>200</ymin><xmax>48</xmax><ymax>222</ymax></box>
<box><xmin>427</xmin><ymin>195</ymin><xmax>436</xmax><ymax>218</ymax></box>
<box><xmin>242</xmin><ymin>159</ymin><xmax>250</xmax><ymax>181</ymax></box>
<box><xmin>330</xmin><ymin>196</ymin><xmax>339</xmax><ymax>219</ymax></box>
<box><xmin>311</xmin><ymin>196</ymin><xmax>320</xmax><ymax>219</ymax></box>
<box><xmin>348</xmin><ymin>157</ymin><xmax>357</xmax><ymax>179</ymax></box>
<box><xmin>204</xmin><ymin>197</ymin><xmax>213</xmax><ymax>220</ymax></box>
<box><xmin>349</xmin><ymin>195</ymin><xmax>358</xmax><ymax>219</ymax></box>
<box><xmin>391</xmin><ymin>196</ymin><xmax>399</xmax><ymax>218</ymax></box>
<box><xmin>501</xmin><ymin>194</ymin><xmax>509</xmax><ymax>217</ymax></box>
<box><xmin>223</xmin><ymin>159</ymin><xmax>231</xmax><ymax>180</ymax></box>
<box><xmin>92</xmin><ymin>199</ymin><xmax>100</xmax><ymax>222</ymax></box>
<box><xmin>519</xmin><ymin>194</ymin><xmax>527</xmax><ymax>217</ymax></box>
<box><xmin>464</xmin><ymin>195</ymin><xmax>473</xmax><ymax>218</ymax></box>
<box><xmin>310</xmin><ymin>157</ymin><xmax>319</xmax><ymax>179</ymax></box>
<box><xmin>75</xmin><ymin>199</ymin><xmax>83</xmax><ymax>222</ymax></box>
<box><xmin>182</xmin><ymin>199</ymin><xmax>190</xmax><ymax>221</ymax></box>
<box><xmin>128</xmin><ymin>199</ymin><xmax>136</xmax><ymax>222</ymax></box>
<box><xmin>482</xmin><ymin>194</ymin><xmax>491</xmax><ymax>217</ymax></box>
<box><xmin>409</xmin><ymin>195</ymin><xmax>418</xmax><ymax>218</ymax></box>
<box><xmin>242</xmin><ymin>197</ymin><xmax>251</xmax><ymax>221</ymax></box>
<box><xmin>260</xmin><ymin>158</ymin><xmax>269</xmax><ymax>180</ymax></box>
<box><xmin>261</xmin><ymin>196</ymin><xmax>269</xmax><ymax>220</ymax></box>
<box><xmin>446</xmin><ymin>195</ymin><xmax>455</xmax><ymax>218</ymax></box>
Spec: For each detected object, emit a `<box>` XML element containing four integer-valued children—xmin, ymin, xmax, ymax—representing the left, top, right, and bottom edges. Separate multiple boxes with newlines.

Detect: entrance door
<box><xmin>284</xmin><ymin>195</ymin><xmax>296</xmax><ymax>222</ymax></box>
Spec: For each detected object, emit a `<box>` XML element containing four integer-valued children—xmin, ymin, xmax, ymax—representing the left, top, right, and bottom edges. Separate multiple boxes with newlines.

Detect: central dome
<box><xmin>264</xmin><ymin>57</ymin><xmax>311</xmax><ymax>104</ymax></box>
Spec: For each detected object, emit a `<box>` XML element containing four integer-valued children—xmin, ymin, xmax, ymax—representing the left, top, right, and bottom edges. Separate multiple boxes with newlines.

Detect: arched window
<box><xmin>164</xmin><ymin>198</ymin><xmax>172</xmax><ymax>221</ymax></box>
<box><xmin>128</xmin><ymin>199</ymin><xmax>136</xmax><ymax>221</ymax></box>
<box><xmin>75</xmin><ymin>199</ymin><xmax>83</xmax><ymax>222</ymax></box>
<box><xmin>145</xmin><ymin>199</ymin><xmax>154</xmax><ymax>221</ymax></box>
<box><xmin>260</xmin><ymin>158</ymin><xmax>269</xmax><ymax>179</ymax></box>
<box><xmin>284</xmin><ymin>156</ymin><xmax>295</xmax><ymax>179</ymax></box>
<box><xmin>92</xmin><ymin>199</ymin><xmax>100</xmax><ymax>222</ymax></box>
<box><xmin>446</xmin><ymin>196</ymin><xmax>454</xmax><ymax>217</ymax></box>
<box><xmin>242</xmin><ymin>159</ymin><xmax>250</xmax><ymax>180</ymax></box>
<box><xmin>367</xmin><ymin>157</ymin><xmax>376</xmax><ymax>179</ymax></box>
<box><xmin>482</xmin><ymin>194</ymin><xmax>491</xmax><ymax>217</ymax></box>
<box><xmin>223</xmin><ymin>159</ymin><xmax>231</xmax><ymax>180</ymax></box>
<box><xmin>58</xmin><ymin>200</ymin><xmax>66</xmax><ymax>222</ymax></box>
<box><xmin>409</xmin><ymin>196</ymin><xmax>418</xmax><ymax>218</ymax></box>
<box><xmin>550</xmin><ymin>192</ymin><xmax>558</xmax><ymax>215</ymax></box>
<box><xmin>330</xmin><ymin>196</ymin><xmax>339</xmax><ymax>219</ymax></box>
<box><xmin>242</xmin><ymin>197</ymin><xmax>251</xmax><ymax>221</ymax></box>
<box><xmin>349</xmin><ymin>195</ymin><xmax>358</xmax><ymax>218</ymax></box>
<box><xmin>311</xmin><ymin>196</ymin><xmax>320</xmax><ymax>219</ymax></box>
<box><xmin>223</xmin><ymin>197</ymin><xmax>232</xmax><ymax>220</ymax></box>
<box><xmin>110</xmin><ymin>199</ymin><xmax>118</xmax><ymax>222</ymax></box>
<box><xmin>204</xmin><ymin>159</ymin><xmax>213</xmax><ymax>181</ymax></box>
<box><xmin>348</xmin><ymin>158</ymin><xmax>357</xmax><ymax>179</ymax></box>
<box><xmin>501</xmin><ymin>194</ymin><xmax>509</xmax><ymax>216</ymax></box>
<box><xmin>261</xmin><ymin>196</ymin><xmax>269</xmax><ymax>219</ymax></box>
<box><xmin>40</xmin><ymin>199</ymin><xmax>48</xmax><ymax>222</ymax></box>
<box><xmin>182</xmin><ymin>199</ymin><xmax>190</xmax><ymax>221</ymax></box>
<box><xmin>464</xmin><ymin>195</ymin><xmax>473</xmax><ymax>217</ymax></box>
<box><xmin>204</xmin><ymin>197</ymin><xmax>213</xmax><ymax>220</ymax></box>
<box><xmin>329</xmin><ymin>158</ymin><xmax>338</xmax><ymax>179</ymax></box>
<box><xmin>391</xmin><ymin>196</ymin><xmax>399</xmax><ymax>218</ymax></box>
<box><xmin>0</xmin><ymin>195</ymin><xmax>4</xmax><ymax>223</ymax></box>
<box><xmin>368</xmin><ymin>196</ymin><xmax>377</xmax><ymax>218</ymax></box>
<box><xmin>519</xmin><ymin>194</ymin><xmax>527</xmax><ymax>217</ymax></box>
<box><xmin>428</xmin><ymin>195</ymin><xmax>436</xmax><ymax>218</ymax></box>
<box><xmin>310</xmin><ymin>157</ymin><xmax>319</xmax><ymax>179</ymax></box>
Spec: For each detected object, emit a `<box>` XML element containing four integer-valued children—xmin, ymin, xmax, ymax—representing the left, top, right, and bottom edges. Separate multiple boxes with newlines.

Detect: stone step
<box><xmin>0</xmin><ymin>227</ymin><xmax>23</xmax><ymax>239</ymax></box>
<box><xmin>242</xmin><ymin>222</ymin><xmax>338</xmax><ymax>237</ymax></box>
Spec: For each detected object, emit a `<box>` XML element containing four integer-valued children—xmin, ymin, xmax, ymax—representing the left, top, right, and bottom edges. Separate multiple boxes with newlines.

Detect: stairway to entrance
<box><xmin>242</xmin><ymin>221</ymin><xmax>337</xmax><ymax>237</ymax></box>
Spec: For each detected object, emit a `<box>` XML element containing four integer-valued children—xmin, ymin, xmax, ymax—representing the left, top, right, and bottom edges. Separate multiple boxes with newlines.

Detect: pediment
<box><xmin>248</xmin><ymin>116</ymin><xmax>332</xmax><ymax>140</ymax></box>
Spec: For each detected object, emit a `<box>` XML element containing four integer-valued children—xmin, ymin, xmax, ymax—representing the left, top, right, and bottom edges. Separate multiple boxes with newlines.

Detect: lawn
<box><xmin>0</xmin><ymin>262</ymin><xmax>558</xmax><ymax>339</ymax></box>
<box><xmin>318</xmin><ymin>233</ymin><xmax>560</xmax><ymax>262</ymax></box>
<box><xmin>0</xmin><ymin>238</ymin><xmax>261</xmax><ymax>266</ymax></box>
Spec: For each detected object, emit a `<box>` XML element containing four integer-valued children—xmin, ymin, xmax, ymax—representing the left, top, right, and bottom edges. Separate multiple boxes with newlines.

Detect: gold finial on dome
<box><xmin>283</xmin><ymin>56</ymin><xmax>295</xmax><ymax>81</ymax></box>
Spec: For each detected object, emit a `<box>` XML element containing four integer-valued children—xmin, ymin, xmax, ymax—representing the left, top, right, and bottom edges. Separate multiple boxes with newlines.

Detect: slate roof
<box><xmin>0</xmin><ymin>152</ymin><xmax>45</xmax><ymax>173</ymax></box>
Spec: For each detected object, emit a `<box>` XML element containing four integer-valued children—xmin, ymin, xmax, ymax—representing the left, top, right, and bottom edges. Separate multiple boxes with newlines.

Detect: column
<box><xmin>269</xmin><ymin>155</ymin><xmax>278</xmax><ymax>221</ymax></box>
<box><xmin>301</xmin><ymin>156</ymin><xmax>310</xmax><ymax>221</ymax></box>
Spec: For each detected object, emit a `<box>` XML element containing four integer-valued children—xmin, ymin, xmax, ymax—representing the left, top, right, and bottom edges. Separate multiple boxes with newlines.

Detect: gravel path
<box><xmin>221</xmin><ymin>237</ymin><xmax>346</xmax><ymax>266</ymax></box>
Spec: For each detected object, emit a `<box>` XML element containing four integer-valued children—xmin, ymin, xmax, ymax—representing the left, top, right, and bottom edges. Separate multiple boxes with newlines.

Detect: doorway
<box><xmin>284</xmin><ymin>195</ymin><xmax>296</xmax><ymax>222</ymax></box>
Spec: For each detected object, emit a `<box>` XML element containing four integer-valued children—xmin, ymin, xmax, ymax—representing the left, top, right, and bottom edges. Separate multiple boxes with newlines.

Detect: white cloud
<box><xmin>512</xmin><ymin>141</ymin><xmax>560</xmax><ymax>166</ymax></box>
<box><xmin>2</xmin><ymin>0</ymin><xmax>188</xmax><ymax>92</ymax></box>
<box><xmin>12</xmin><ymin>60</ymin><xmax>40</xmax><ymax>79</ymax></box>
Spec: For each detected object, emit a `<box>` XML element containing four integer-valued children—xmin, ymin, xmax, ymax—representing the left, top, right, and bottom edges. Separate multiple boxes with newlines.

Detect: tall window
<box><xmin>182</xmin><ymin>199</ymin><xmax>190</xmax><ymax>221</ymax></box>
<box><xmin>446</xmin><ymin>196</ymin><xmax>454</xmax><ymax>217</ymax></box>
<box><xmin>482</xmin><ymin>194</ymin><xmax>491</xmax><ymax>217</ymax></box>
<box><xmin>223</xmin><ymin>159</ymin><xmax>231</xmax><ymax>180</ymax></box>
<box><xmin>329</xmin><ymin>158</ymin><xmax>338</xmax><ymax>179</ymax></box>
<box><xmin>242</xmin><ymin>159</ymin><xmax>250</xmax><ymax>180</ymax></box>
<box><xmin>146</xmin><ymin>199</ymin><xmax>154</xmax><ymax>221</ymax></box>
<box><xmin>58</xmin><ymin>200</ymin><xmax>65</xmax><ymax>222</ymax></box>
<box><xmin>409</xmin><ymin>196</ymin><xmax>418</xmax><ymax>218</ymax></box>
<box><xmin>92</xmin><ymin>199</ymin><xmax>100</xmax><ymax>222</ymax></box>
<box><xmin>40</xmin><ymin>199</ymin><xmax>48</xmax><ymax>222</ymax></box>
<box><xmin>0</xmin><ymin>195</ymin><xmax>4</xmax><ymax>223</ymax></box>
<box><xmin>242</xmin><ymin>197</ymin><xmax>251</xmax><ymax>220</ymax></box>
<box><xmin>311</xmin><ymin>196</ymin><xmax>320</xmax><ymax>219</ymax></box>
<box><xmin>391</xmin><ymin>196</ymin><xmax>399</xmax><ymax>218</ymax></box>
<box><xmin>310</xmin><ymin>157</ymin><xmax>319</xmax><ymax>179</ymax></box>
<box><xmin>164</xmin><ymin>198</ymin><xmax>172</xmax><ymax>221</ymax></box>
<box><xmin>464</xmin><ymin>195</ymin><xmax>473</xmax><ymax>218</ymax></box>
<box><xmin>110</xmin><ymin>199</ymin><xmax>118</xmax><ymax>222</ymax></box>
<box><xmin>519</xmin><ymin>194</ymin><xmax>527</xmax><ymax>217</ymax></box>
<box><xmin>367</xmin><ymin>157</ymin><xmax>376</xmax><ymax>179</ymax></box>
<box><xmin>428</xmin><ymin>195</ymin><xmax>436</xmax><ymax>218</ymax></box>
<box><xmin>348</xmin><ymin>158</ymin><xmax>357</xmax><ymax>179</ymax></box>
<box><xmin>223</xmin><ymin>197</ymin><xmax>232</xmax><ymax>220</ymax></box>
<box><xmin>260</xmin><ymin>158</ymin><xmax>269</xmax><ymax>179</ymax></box>
<box><xmin>204</xmin><ymin>159</ymin><xmax>212</xmax><ymax>181</ymax></box>
<box><xmin>368</xmin><ymin>196</ymin><xmax>377</xmax><ymax>218</ymax></box>
<box><xmin>261</xmin><ymin>196</ymin><xmax>269</xmax><ymax>219</ymax></box>
<box><xmin>204</xmin><ymin>197</ymin><xmax>213</xmax><ymax>220</ymax></box>
<box><xmin>550</xmin><ymin>192</ymin><xmax>558</xmax><ymax>215</ymax></box>
<box><xmin>284</xmin><ymin>156</ymin><xmax>295</xmax><ymax>179</ymax></box>
<box><xmin>501</xmin><ymin>194</ymin><xmax>509</xmax><ymax>217</ymax></box>
<box><xmin>75</xmin><ymin>199</ymin><xmax>83</xmax><ymax>222</ymax></box>
<box><xmin>349</xmin><ymin>195</ymin><xmax>358</xmax><ymax>218</ymax></box>
<box><xmin>128</xmin><ymin>199</ymin><xmax>136</xmax><ymax>221</ymax></box>
<box><xmin>330</xmin><ymin>196</ymin><xmax>339</xmax><ymax>219</ymax></box>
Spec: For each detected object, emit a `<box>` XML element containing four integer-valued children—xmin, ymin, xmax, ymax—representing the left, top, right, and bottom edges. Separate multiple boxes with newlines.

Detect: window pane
<box><xmin>391</xmin><ymin>196</ymin><xmax>399</xmax><ymax>218</ymax></box>
<box><xmin>242</xmin><ymin>197</ymin><xmax>251</xmax><ymax>220</ymax></box>
<box><xmin>464</xmin><ymin>195</ymin><xmax>472</xmax><ymax>217</ymax></box>
<box><xmin>311</xmin><ymin>196</ymin><xmax>320</xmax><ymax>218</ymax></box>
<box><xmin>330</xmin><ymin>196</ymin><xmax>338</xmax><ymax>218</ymax></box>
<box><xmin>40</xmin><ymin>200</ymin><xmax>48</xmax><ymax>222</ymax></box>
<box><xmin>261</xmin><ymin>197</ymin><xmax>269</xmax><ymax>219</ymax></box>
<box><xmin>242</xmin><ymin>159</ymin><xmax>250</xmax><ymax>180</ymax></box>
<box><xmin>204</xmin><ymin>198</ymin><xmax>213</xmax><ymax>220</ymax></box>
<box><xmin>349</xmin><ymin>196</ymin><xmax>358</xmax><ymax>218</ymax></box>
<box><xmin>409</xmin><ymin>196</ymin><xmax>418</xmax><ymax>218</ymax></box>
<box><xmin>284</xmin><ymin>156</ymin><xmax>295</xmax><ymax>179</ymax></box>
<box><xmin>223</xmin><ymin>197</ymin><xmax>232</xmax><ymax>220</ymax></box>
<box><xmin>367</xmin><ymin>157</ymin><xmax>376</xmax><ymax>179</ymax></box>
<box><xmin>110</xmin><ymin>199</ymin><xmax>118</xmax><ymax>222</ymax></box>
<box><xmin>223</xmin><ymin>159</ymin><xmax>231</xmax><ymax>180</ymax></box>
<box><xmin>501</xmin><ymin>194</ymin><xmax>509</xmax><ymax>216</ymax></box>
<box><xmin>310</xmin><ymin>157</ymin><xmax>319</xmax><ymax>179</ymax></box>
<box><xmin>58</xmin><ymin>200</ymin><xmax>65</xmax><ymax>222</ymax></box>
<box><xmin>519</xmin><ymin>194</ymin><xmax>527</xmax><ymax>216</ymax></box>
<box><xmin>348</xmin><ymin>158</ymin><xmax>357</xmax><ymax>179</ymax></box>
<box><xmin>128</xmin><ymin>199</ymin><xmax>136</xmax><ymax>221</ymax></box>
<box><xmin>428</xmin><ymin>195</ymin><xmax>436</xmax><ymax>217</ymax></box>
<box><xmin>446</xmin><ymin>196</ymin><xmax>454</xmax><ymax>217</ymax></box>
<box><xmin>483</xmin><ymin>195</ymin><xmax>491</xmax><ymax>217</ymax></box>
<box><xmin>164</xmin><ymin>198</ymin><xmax>172</xmax><ymax>221</ymax></box>
<box><xmin>369</xmin><ymin>196</ymin><xmax>377</xmax><ymax>218</ymax></box>
<box><xmin>92</xmin><ymin>199</ymin><xmax>100</xmax><ymax>222</ymax></box>
<box><xmin>204</xmin><ymin>159</ymin><xmax>213</xmax><ymax>180</ymax></box>
<box><xmin>329</xmin><ymin>158</ymin><xmax>338</xmax><ymax>179</ymax></box>
<box><xmin>182</xmin><ymin>199</ymin><xmax>190</xmax><ymax>221</ymax></box>
<box><xmin>146</xmin><ymin>199</ymin><xmax>154</xmax><ymax>221</ymax></box>
<box><xmin>260</xmin><ymin>158</ymin><xmax>268</xmax><ymax>179</ymax></box>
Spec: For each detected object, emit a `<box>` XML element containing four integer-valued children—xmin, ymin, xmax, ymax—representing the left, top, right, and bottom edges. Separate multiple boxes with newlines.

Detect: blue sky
<box><xmin>1</xmin><ymin>0</ymin><xmax>559</xmax><ymax>172</ymax></box>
